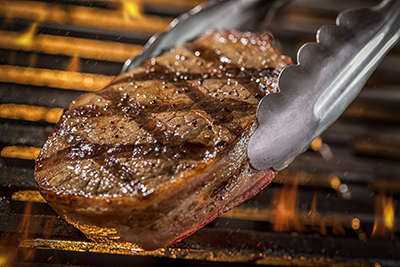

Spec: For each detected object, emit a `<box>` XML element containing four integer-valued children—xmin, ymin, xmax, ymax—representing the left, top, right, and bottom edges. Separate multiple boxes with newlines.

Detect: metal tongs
<box><xmin>122</xmin><ymin>0</ymin><xmax>400</xmax><ymax>171</ymax></box>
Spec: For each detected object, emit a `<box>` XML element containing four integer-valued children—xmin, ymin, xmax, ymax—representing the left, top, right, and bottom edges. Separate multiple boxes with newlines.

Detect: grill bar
<box><xmin>0</xmin><ymin>65</ymin><xmax>113</xmax><ymax>91</ymax></box>
<box><xmin>0</xmin><ymin>1</ymin><xmax>171</xmax><ymax>34</ymax></box>
<box><xmin>1</xmin><ymin>0</ymin><xmax>400</xmax><ymax>266</ymax></box>
<box><xmin>0</xmin><ymin>29</ymin><xmax>142</xmax><ymax>63</ymax></box>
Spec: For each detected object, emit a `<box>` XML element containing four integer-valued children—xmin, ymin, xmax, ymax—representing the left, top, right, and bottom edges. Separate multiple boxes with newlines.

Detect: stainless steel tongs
<box><xmin>248</xmin><ymin>0</ymin><xmax>400</xmax><ymax>170</ymax></box>
<box><xmin>122</xmin><ymin>0</ymin><xmax>400</xmax><ymax>171</ymax></box>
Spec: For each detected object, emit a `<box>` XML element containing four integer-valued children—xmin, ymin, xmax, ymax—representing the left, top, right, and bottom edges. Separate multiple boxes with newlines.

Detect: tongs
<box><xmin>122</xmin><ymin>0</ymin><xmax>400</xmax><ymax>171</ymax></box>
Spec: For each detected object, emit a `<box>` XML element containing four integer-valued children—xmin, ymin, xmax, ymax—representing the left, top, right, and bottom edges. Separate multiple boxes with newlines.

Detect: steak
<box><xmin>35</xmin><ymin>30</ymin><xmax>292</xmax><ymax>250</ymax></box>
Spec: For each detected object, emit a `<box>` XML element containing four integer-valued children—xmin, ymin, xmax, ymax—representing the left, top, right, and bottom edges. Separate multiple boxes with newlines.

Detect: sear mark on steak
<box><xmin>34</xmin><ymin>30</ymin><xmax>292</xmax><ymax>250</ymax></box>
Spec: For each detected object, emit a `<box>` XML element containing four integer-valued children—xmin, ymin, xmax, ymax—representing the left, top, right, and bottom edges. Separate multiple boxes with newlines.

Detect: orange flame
<box><xmin>0</xmin><ymin>201</ymin><xmax>36</xmax><ymax>265</ymax></box>
<box><xmin>372</xmin><ymin>193</ymin><xmax>395</xmax><ymax>237</ymax></box>
<box><xmin>29</xmin><ymin>53</ymin><xmax>38</xmax><ymax>68</ymax></box>
<box><xmin>332</xmin><ymin>220</ymin><xmax>346</xmax><ymax>236</ymax></box>
<box><xmin>309</xmin><ymin>193</ymin><xmax>328</xmax><ymax>235</ymax></box>
<box><xmin>17</xmin><ymin>22</ymin><xmax>38</xmax><ymax>46</ymax></box>
<box><xmin>66</xmin><ymin>55</ymin><xmax>81</xmax><ymax>72</ymax></box>
<box><xmin>121</xmin><ymin>0</ymin><xmax>143</xmax><ymax>22</ymax></box>
<box><xmin>272</xmin><ymin>175</ymin><xmax>303</xmax><ymax>232</ymax></box>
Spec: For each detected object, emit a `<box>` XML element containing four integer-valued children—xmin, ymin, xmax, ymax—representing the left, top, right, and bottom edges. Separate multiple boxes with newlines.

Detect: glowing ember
<box><xmin>372</xmin><ymin>193</ymin><xmax>396</xmax><ymax>237</ymax></box>
<box><xmin>17</xmin><ymin>22</ymin><xmax>38</xmax><ymax>46</ymax></box>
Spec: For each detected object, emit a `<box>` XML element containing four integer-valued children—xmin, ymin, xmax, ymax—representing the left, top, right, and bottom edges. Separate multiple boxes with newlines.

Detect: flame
<box><xmin>121</xmin><ymin>0</ymin><xmax>143</xmax><ymax>22</ymax></box>
<box><xmin>66</xmin><ymin>55</ymin><xmax>81</xmax><ymax>72</ymax></box>
<box><xmin>17</xmin><ymin>22</ymin><xmax>38</xmax><ymax>46</ymax></box>
<box><xmin>29</xmin><ymin>53</ymin><xmax>38</xmax><ymax>67</ymax></box>
<box><xmin>0</xmin><ymin>255</ymin><xmax>9</xmax><ymax>266</ymax></box>
<box><xmin>0</xmin><ymin>202</ymin><xmax>36</xmax><ymax>265</ymax></box>
<box><xmin>332</xmin><ymin>220</ymin><xmax>346</xmax><ymax>236</ymax></box>
<box><xmin>309</xmin><ymin>193</ymin><xmax>328</xmax><ymax>235</ymax></box>
<box><xmin>372</xmin><ymin>193</ymin><xmax>395</xmax><ymax>237</ymax></box>
<box><xmin>272</xmin><ymin>174</ymin><xmax>303</xmax><ymax>232</ymax></box>
<box><xmin>18</xmin><ymin>202</ymin><xmax>40</xmax><ymax>262</ymax></box>
<box><xmin>310</xmin><ymin>193</ymin><xmax>317</xmax><ymax>226</ymax></box>
<box><xmin>12</xmin><ymin>190</ymin><xmax>46</xmax><ymax>203</ymax></box>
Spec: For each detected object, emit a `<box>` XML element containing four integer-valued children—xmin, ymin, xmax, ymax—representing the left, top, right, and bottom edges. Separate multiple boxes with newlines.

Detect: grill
<box><xmin>0</xmin><ymin>0</ymin><xmax>399</xmax><ymax>266</ymax></box>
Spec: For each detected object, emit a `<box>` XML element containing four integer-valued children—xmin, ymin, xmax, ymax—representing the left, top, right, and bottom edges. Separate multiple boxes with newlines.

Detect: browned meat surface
<box><xmin>34</xmin><ymin>30</ymin><xmax>292</xmax><ymax>250</ymax></box>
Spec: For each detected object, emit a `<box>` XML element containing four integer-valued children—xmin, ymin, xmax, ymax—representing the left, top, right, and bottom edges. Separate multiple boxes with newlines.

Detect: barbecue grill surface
<box><xmin>0</xmin><ymin>0</ymin><xmax>399</xmax><ymax>266</ymax></box>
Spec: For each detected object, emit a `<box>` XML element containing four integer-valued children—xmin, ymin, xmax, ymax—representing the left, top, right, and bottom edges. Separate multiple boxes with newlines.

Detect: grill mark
<box><xmin>44</xmin><ymin>36</ymin><xmax>284</xmax><ymax>182</ymax></box>
<box><xmin>61</xmin><ymin>62</ymin><xmax>280</xmax><ymax>163</ymax></box>
<box><xmin>65</xmin><ymin>85</ymin><xmax>255</xmax><ymax>144</ymax></box>
<box><xmin>67</xmin><ymin>63</ymin><xmax>279</xmax><ymax>122</ymax></box>
<box><xmin>183</xmin><ymin>42</ymin><xmax>282</xmax><ymax>99</ymax></box>
<box><xmin>36</xmin><ymin>134</ymin><xmax>218</xmax><ymax>173</ymax></box>
<box><xmin>110</xmin><ymin>58</ymin><xmax>279</xmax><ymax>100</ymax></box>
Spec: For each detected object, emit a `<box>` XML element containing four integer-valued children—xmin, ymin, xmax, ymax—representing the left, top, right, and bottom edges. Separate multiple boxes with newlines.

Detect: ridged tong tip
<box><xmin>248</xmin><ymin>0</ymin><xmax>400</xmax><ymax>171</ymax></box>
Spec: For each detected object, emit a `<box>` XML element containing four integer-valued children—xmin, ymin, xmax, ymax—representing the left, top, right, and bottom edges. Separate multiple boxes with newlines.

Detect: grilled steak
<box><xmin>35</xmin><ymin>30</ymin><xmax>292</xmax><ymax>250</ymax></box>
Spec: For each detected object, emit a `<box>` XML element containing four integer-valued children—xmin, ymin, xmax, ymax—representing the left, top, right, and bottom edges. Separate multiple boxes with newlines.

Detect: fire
<box><xmin>66</xmin><ymin>55</ymin><xmax>81</xmax><ymax>72</ymax></box>
<box><xmin>17</xmin><ymin>22</ymin><xmax>38</xmax><ymax>46</ymax></box>
<box><xmin>0</xmin><ymin>202</ymin><xmax>37</xmax><ymax>265</ymax></box>
<box><xmin>12</xmin><ymin>190</ymin><xmax>46</xmax><ymax>203</ymax></box>
<box><xmin>384</xmin><ymin>203</ymin><xmax>395</xmax><ymax>230</ymax></box>
<box><xmin>310</xmin><ymin>193</ymin><xmax>317</xmax><ymax>225</ymax></box>
<box><xmin>121</xmin><ymin>0</ymin><xmax>143</xmax><ymax>22</ymax></box>
<box><xmin>272</xmin><ymin>175</ymin><xmax>303</xmax><ymax>232</ymax></box>
<box><xmin>0</xmin><ymin>255</ymin><xmax>8</xmax><ymax>266</ymax></box>
<box><xmin>309</xmin><ymin>193</ymin><xmax>326</xmax><ymax>235</ymax></box>
<box><xmin>372</xmin><ymin>193</ymin><xmax>396</xmax><ymax>237</ymax></box>
<box><xmin>29</xmin><ymin>53</ymin><xmax>38</xmax><ymax>67</ymax></box>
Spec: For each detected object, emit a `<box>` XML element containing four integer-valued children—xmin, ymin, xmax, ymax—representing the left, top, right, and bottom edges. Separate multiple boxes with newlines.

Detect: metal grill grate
<box><xmin>0</xmin><ymin>0</ymin><xmax>399</xmax><ymax>266</ymax></box>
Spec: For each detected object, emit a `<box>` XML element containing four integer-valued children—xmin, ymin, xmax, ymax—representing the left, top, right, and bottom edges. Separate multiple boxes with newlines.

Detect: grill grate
<box><xmin>0</xmin><ymin>0</ymin><xmax>399</xmax><ymax>266</ymax></box>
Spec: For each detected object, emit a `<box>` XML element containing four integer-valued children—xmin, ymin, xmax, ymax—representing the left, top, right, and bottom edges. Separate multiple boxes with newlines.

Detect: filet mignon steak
<box><xmin>35</xmin><ymin>30</ymin><xmax>292</xmax><ymax>250</ymax></box>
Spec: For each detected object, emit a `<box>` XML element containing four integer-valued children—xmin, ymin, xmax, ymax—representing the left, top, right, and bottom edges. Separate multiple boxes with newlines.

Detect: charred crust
<box><xmin>36</xmin><ymin>30</ymin><xmax>290</xmax><ymax>201</ymax></box>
